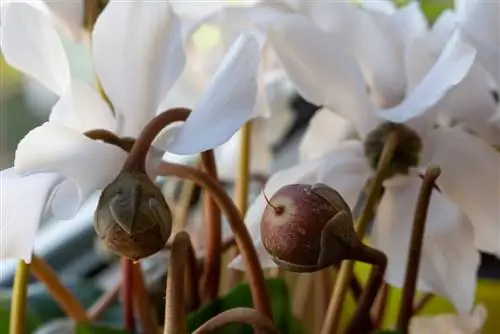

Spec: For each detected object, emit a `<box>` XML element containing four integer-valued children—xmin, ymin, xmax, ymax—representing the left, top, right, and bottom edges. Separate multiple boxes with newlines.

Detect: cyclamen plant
<box><xmin>0</xmin><ymin>0</ymin><xmax>498</xmax><ymax>334</ymax></box>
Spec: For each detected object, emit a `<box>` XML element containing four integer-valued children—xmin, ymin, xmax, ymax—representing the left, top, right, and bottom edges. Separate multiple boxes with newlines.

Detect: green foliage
<box><xmin>0</xmin><ymin>301</ymin><xmax>42</xmax><ymax>333</ymax></box>
<box><xmin>420</xmin><ymin>0</ymin><xmax>454</xmax><ymax>24</ymax></box>
<box><xmin>372</xmin><ymin>330</ymin><xmax>403</xmax><ymax>334</ymax></box>
<box><xmin>187</xmin><ymin>278</ymin><xmax>303</xmax><ymax>334</ymax></box>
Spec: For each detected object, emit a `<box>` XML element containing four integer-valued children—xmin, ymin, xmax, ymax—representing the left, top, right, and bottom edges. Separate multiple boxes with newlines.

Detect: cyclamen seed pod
<box><xmin>94</xmin><ymin>171</ymin><xmax>172</xmax><ymax>260</ymax></box>
<box><xmin>261</xmin><ymin>183</ymin><xmax>358</xmax><ymax>272</ymax></box>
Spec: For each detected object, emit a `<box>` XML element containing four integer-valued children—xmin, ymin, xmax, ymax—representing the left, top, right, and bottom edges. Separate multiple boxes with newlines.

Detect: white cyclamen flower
<box><xmin>230</xmin><ymin>16</ymin><xmax>500</xmax><ymax>313</ymax></box>
<box><xmin>0</xmin><ymin>1</ymin><xmax>263</xmax><ymax>262</ymax></box>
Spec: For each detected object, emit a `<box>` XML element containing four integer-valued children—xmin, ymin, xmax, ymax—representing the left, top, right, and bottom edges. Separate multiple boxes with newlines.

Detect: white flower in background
<box><xmin>400</xmin><ymin>1</ymin><xmax>500</xmax><ymax>145</ymax></box>
<box><xmin>409</xmin><ymin>304</ymin><xmax>487</xmax><ymax>334</ymax></box>
<box><xmin>171</xmin><ymin>0</ymin><xmax>297</xmax><ymax>181</ymax></box>
<box><xmin>0</xmin><ymin>1</ymin><xmax>264</xmax><ymax>262</ymax></box>
<box><xmin>229</xmin><ymin>15</ymin><xmax>500</xmax><ymax>314</ymax></box>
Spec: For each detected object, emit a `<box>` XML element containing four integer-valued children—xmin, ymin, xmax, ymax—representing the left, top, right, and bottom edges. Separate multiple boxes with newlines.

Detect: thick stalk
<box><xmin>164</xmin><ymin>231</ymin><xmax>191</xmax><ymax>334</ymax></box>
<box><xmin>132</xmin><ymin>263</ymin><xmax>158</xmax><ymax>334</ymax></box>
<box><xmin>31</xmin><ymin>256</ymin><xmax>89</xmax><ymax>322</ymax></box>
<box><xmin>9</xmin><ymin>261</ymin><xmax>30</xmax><ymax>334</ymax></box>
<box><xmin>157</xmin><ymin>162</ymin><xmax>272</xmax><ymax>319</ymax></box>
<box><xmin>412</xmin><ymin>293</ymin><xmax>433</xmax><ymax>315</ymax></box>
<box><xmin>397</xmin><ymin>166</ymin><xmax>441</xmax><ymax>333</ymax></box>
<box><xmin>121</xmin><ymin>258</ymin><xmax>135</xmax><ymax>332</ymax></box>
<box><xmin>193</xmin><ymin>308</ymin><xmax>279</xmax><ymax>334</ymax></box>
<box><xmin>321</xmin><ymin>132</ymin><xmax>398</xmax><ymax>334</ymax></box>
<box><xmin>184</xmin><ymin>238</ymin><xmax>201</xmax><ymax>313</ymax></box>
<box><xmin>230</xmin><ymin>122</ymin><xmax>253</xmax><ymax>287</ymax></box>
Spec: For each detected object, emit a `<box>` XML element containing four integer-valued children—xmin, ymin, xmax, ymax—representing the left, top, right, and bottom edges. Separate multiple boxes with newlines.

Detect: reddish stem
<box><xmin>121</xmin><ymin>258</ymin><xmax>135</xmax><ymax>332</ymax></box>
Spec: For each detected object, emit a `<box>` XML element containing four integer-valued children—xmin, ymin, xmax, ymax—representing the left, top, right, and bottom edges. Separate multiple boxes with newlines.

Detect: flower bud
<box><xmin>94</xmin><ymin>172</ymin><xmax>172</xmax><ymax>260</ymax></box>
<box><xmin>261</xmin><ymin>183</ymin><xmax>357</xmax><ymax>272</ymax></box>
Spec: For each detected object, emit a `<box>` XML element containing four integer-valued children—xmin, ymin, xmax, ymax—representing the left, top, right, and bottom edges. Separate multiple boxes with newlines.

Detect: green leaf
<box><xmin>420</xmin><ymin>0</ymin><xmax>454</xmax><ymax>24</ymax></box>
<box><xmin>0</xmin><ymin>302</ymin><xmax>42</xmax><ymax>333</ymax></box>
<box><xmin>75</xmin><ymin>323</ymin><xmax>130</xmax><ymax>334</ymax></box>
<box><xmin>372</xmin><ymin>330</ymin><xmax>403</xmax><ymax>334</ymax></box>
<box><xmin>187</xmin><ymin>278</ymin><xmax>303</xmax><ymax>334</ymax></box>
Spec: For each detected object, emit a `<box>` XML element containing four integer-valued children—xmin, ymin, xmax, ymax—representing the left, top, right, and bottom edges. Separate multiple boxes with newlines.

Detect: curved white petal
<box><xmin>299</xmin><ymin>108</ymin><xmax>356</xmax><ymax>162</ymax></box>
<box><xmin>410</xmin><ymin>304</ymin><xmax>487</xmax><ymax>334</ymax></box>
<box><xmin>267</xmin><ymin>15</ymin><xmax>378</xmax><ymax>136</ymax></box>
<box><xmin>229</xmin><ymin>140</ymin><xmax>368</xmax><ymax>269</ymax></box>
<box><xmin>379</xmin><ymin>30</ymin><xmax>477</xmax><ymax>123</ymax></box>
<box><xmin>457</xmin><ymin>0</ymin><xmax>500</xmax><ymax>84</ymax></box>
<box><xmin>44</xmin><ymin>0</ymin><xmax>84</xmax><ymax>41</ymax></box>
<box><xmin>14</xmin><ymin>122</ymin><xmax>128</xmax><ymax>218</ymax></box>
<box><xmin>0</xmin><ymin>168</ymin><xmax>61</xmax><ymax>262</ymax></box>
<box><xmin>166</xmin><ymin>32</ymin><xmax>262</xmax><ymax>155</ymax></box>
<box><xmin>0</xmin><ymin>2</ymin><xmax>70</xmax><ymax>95</ymax></box>
<box><xmin>390</xmin><ymin>2</ymin><xmax>428</xmax><ymax>43</ymax></box>
<box><xmin>359</xmin><ymin>0</ymin><xmax>395</xmax><ymax>15</ymax></box>
<box><xmin>309</xmin><ymin>2</ymin><xmax>407</xmax><ymax>108</ymax></box>
<box><xmin>49</xmin><ymin>79</ymin><xmax>116</xmax><ymax>132</ymax></box>
<box><xmin>371</xmin><ymin>177</ymin><xmax>480</xmax><ymax>314</ymax></box>
<box><xmin>215</xmin><ymin>118</ymin><xmax>272</xmax><ymax>181</ymax></box>
<box><xmin>92</xmin><ymin>0</ymin><xmax>186</xmax><ymax>137</ymax></box>
<box><xmin>422</xmin><ymin>128</ymin><xmax>500</xmax><ymax>255</ymax></box>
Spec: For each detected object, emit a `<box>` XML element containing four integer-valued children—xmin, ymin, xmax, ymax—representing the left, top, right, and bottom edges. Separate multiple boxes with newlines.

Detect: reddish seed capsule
<box><xmin>261</xmin><ymin>183</ymin><xmax>357</xmax><ymax>272</ymax></box>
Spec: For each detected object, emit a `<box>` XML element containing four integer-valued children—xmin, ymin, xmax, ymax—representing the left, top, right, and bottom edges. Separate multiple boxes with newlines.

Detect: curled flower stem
<box><xmin>200</xmin><ymin>151</ymin><xmax>221</xmax><ymax>303</ymax></box>
<box><xmin>132</xmin><ymin>263</ymin><xmax>158</xmax><ymax>334</ymax></box>
<box><xmin>344</xmin><ymin>246</ymin><xmax>387</xmax><ymax>334</ymax></box>
<box><xmin>371</xmin><ymin>282</ymin><xmax>389</xmax><ymax>328</ymax></box>
<box><xmin>121</xmin><ymin>258</ymin><xmax>135</xmax><ymax>332</ymax></box>
<box><xmin>183</xmin><ymin>238</ymin><xmax>201</xmax><ymax>313</ymax></box>
<box><xmin>157</xmin><ymin>162</ymin><xmax>272</xmax><ymax>319</ymax></box>
<box><xmin>164</xmin><ymin>231</ymin><xmax>191</xmax><ymax>334</ymax></box>
<box><xmin>397</xmin><ymin>166</ymin><xmax>441</xmax><ymax>333</ymax></box>
<box><xmin>9</xmin><ymin>260</ymin><xmax>30</xmax><ymax>334</ymax></box>
<box><xmin>30</xmin><ymin>256</ymin><xmax>89</xmax><ymax>322</ymax></box>
<box><xmin>88</xmin><ymin>282</ymin><xmax>121</xmax><ymax>321</ymax></box>
<box><xmin>322</xmin><ymin>132</ymin><xmax>398</xmax><ymax>334</ymax></box>
<box><xmin>192</xmin><ymin>308</ymin><xmax>279</xmax><ymax>334</ymax></box>
<box><xmin>230</xmin><ymin>122</ymin><xmax>253</xmax><ymax>288</ymax></box>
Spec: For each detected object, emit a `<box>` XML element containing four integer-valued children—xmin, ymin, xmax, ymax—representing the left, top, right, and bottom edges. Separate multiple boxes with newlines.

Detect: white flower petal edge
<box><xmin>49</xmin><ymin>79</ymin><xmax>116</xmax><ymax>133</ymax></box>
<box><xmin>422</xmin><ymin>128</ymin><xmax>500</xmax><ymax>255</ymax></box>
<box><xmin>379</xmin><ymin>30</ymin><xmax>477</xmax><ymax>123</ymax></box>
<box><xmin>44</xmin><ymin>0</ymin><xmax>84</xmax><ymax>41</ymax></box>
<box><xmin>92</xmin><ymin>0</ymin><xmax>186</xmax><ymax>137</ymax></box>
<box><xmin>267</xmin><ymin>15</ymin><xmax>378</xmax><ymax>136</ymax></box>
<box><xmin>229</xmin><ymin>140</ymin><xmax>368</xmax><ymax>269</ymax></box>
<box><xmin>166</xmin><ymin>32</ymin><xmax>263</xmax><ymax>155</ymax></box>
<box><xmin>0</xmin><ymin>168</ymin><xmax>62</xmax><ymax>262</ymax></box>
<box><xmin>0</xmin><ymin>1</ymin><xmax>70</xmax><ymax>95</ymax></box>
<box><xmin>14</xmin><ymin>122</ymin><xmax>128</xmax><ymax>219</ymax></box>
<box><xmin>409</xmin><ymin>304</ymin><xmax>487</xmax><ymax>334</ymax></box>
<box><xmin>299</xmin><ymin>108</ymin><xmax>356</xmax><ymax>162</ymax></box>
<box><xmin>371</xmin><ymin>177</ymin><xmax>480</xmax><ymax>314</ymax></box>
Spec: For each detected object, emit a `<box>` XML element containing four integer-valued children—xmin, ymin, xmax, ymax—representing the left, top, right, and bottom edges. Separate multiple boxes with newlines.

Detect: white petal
<box><xmin>92</xmin><ymin>1</ymin><xmax>186</xmax><ymax>137</ymax></box>
<box><xmin>0</xmin><ymin>168</ymin><xmax>61</xmax><ymax>262</ymax></box>
<box><xmin>299</xmin><ymin>108</ymin><xmax>356</xmax><ymax>162</ymax></box>
<box><xmin>44</xmin><ymin>0</ymin><xmax>84</xmax><ymax>41</ymax></box>
<box><xmin>422</xmin><ymin>128</ymin><xmax>500</xmax><ymax>255</ymax></box>
<box><xmin>359</xmin><ymin>0</ymin><xmax>395</xmax><ymax>15</ymax></box>
<box><xmin>14</xmin><ymin>122</ymin><xmax>128</xmax><ymax>218</ymax></box>
<box><xmin>371</xmin><ymin>177</ymin><xmax>480</xmax><ymax>313</ymax></box>
<box><xmin>215</xmin><ymin>118</ymin><xmax>272</xmax><ymax>181</ymax></box>
<box><xmin>379</xmin><ymin>30</ymin><xmax>477</xmax><ymax>123</ymax></box>
<box><xmin>49</xmin><ymin>79</ymin><xmax>116</xmax><ymax>133</ymax></box>
<box><xmin>166</xmin><ymin>32</ymin><xmax>262</xmax><ymax>155</ymax></box>
<box><xmin>267</xmin><ymin>15</ymin><xmax>378</xmax><ymax>136</ymax></box>
<box><xmin>229</xmin><ymin>140</ymin><xmax>368</xmax><ymax>269</ymax></box>
<box><xmin>410</xmin><ymin>304</ymin><xmax>488</xmax><ymax>334</ymax></box>
<box><xmin>457</xmin><ymin>0</ymin><xmax>500</xmax><ymax>84</ymax></box>
<box><xmin>390</xmin><ymin>2</ymin><xmax>428</xmax><ymax>43</ymax></box>
<box><xmin>310</xmin><ymin>2</ymin><xmax>407</xmax><ymax>108</ymax></box>
<box><xmin>0</xmin><ymin>2</ymin><xmax>70</xmax><ymax>95</ymax></box>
